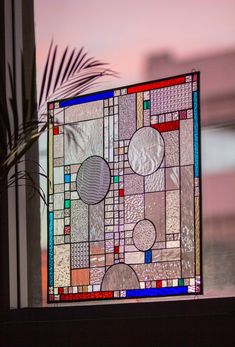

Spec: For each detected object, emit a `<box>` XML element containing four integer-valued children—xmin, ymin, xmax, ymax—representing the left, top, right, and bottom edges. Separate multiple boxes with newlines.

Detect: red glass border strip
<box><xmin>60</xmin><ymin>291</ymin><xmax>114</xmax><ymax>301</ymax></box>
<box><xmin>127</xmin><ymin>76</ymin><xmax>185</xmax><ymax>94</ymax></box>
<box><xmin>151</xmin><ymin>120</ymin><xmax>179</xmax><ymax>132</ymax></box>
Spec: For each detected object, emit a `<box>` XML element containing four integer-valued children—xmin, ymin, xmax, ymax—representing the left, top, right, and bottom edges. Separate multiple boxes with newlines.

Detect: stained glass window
<box><xmin>47</xmin><ymin>73</ymin><xmax>202</xmax><ymax>303</ymax></box>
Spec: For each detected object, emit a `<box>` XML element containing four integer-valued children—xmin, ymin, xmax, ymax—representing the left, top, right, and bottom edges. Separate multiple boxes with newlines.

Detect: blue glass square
<box><xmin>145</xmin><ymin>249</ymin><xmax>152</xmax><ymax>264</ymax></box>
<box><xmin>64</xmin><ymin>174</ymin><xmax>71</xmax><ymax>183</ymax></box>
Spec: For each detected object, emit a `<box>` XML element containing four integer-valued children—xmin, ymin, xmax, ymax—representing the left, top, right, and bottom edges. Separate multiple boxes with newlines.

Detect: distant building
<box><xmin>145</xmin><ymin>50</ymin><xmax>235</xmax><ymax>297</ymax></box>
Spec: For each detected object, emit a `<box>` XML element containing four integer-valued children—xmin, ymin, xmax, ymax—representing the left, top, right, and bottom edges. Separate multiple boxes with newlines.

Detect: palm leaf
<box><xmin>38</xmin><ymin>40</ymin><xmax>53</xmax><ymax>107</ymax></box>
<box><xmin>60</xmin><ymin>48</ymin><xmax>75</xmax><ymax>85</ymax></box>
<box><xmin>71</xmin><ymin>51</ymin><xmax>87</xmax><ymax>76</ymax></box>
<box><xmin>38</xmin><ymin>43</ymin><xmax>118</xmax><ymax>113</ymax></box>
<box><xmin>21</xmin><ymin>53</ymin><xmax>29</xmax><ymax>129</ymax></box>
<box><xmin>53</xmin><ymin>46</ymin><xmax>68</xmax><ymax>92</ymax></box>
<box><xmin>67</xmin><ymin>48</ymin><xmax>84</xmax><ymax>79</ymax></box>
<box><xmin>45</xmin><ymin>44</ymin><xmax>57</xmax><ymax>101</ymax></box>
<box><xmin>0</xmin><ymin>96</ymin><xmax>12</xmax><ymax>150</ymax></box>
<box><xmin>6</xmin><ymin>170</ymin><xmax>47</xmax><ymax>205</ymax></box>
<box><xmin>29</xmin><ymin>47</ymin><xmax>37</xmax><ymax>122</ymax></box>
<box><xmin>8</xmin><ymin>64</ymin><xmax>19</xmax><ymax>144</ymax></box>
<box><xmin>0</xmin><ymin>41</ymin><xmax>118</xmax><ymax>203</ymax></box>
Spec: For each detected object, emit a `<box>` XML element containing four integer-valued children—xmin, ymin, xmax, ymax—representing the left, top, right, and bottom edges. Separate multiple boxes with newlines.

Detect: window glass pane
<box><xmin>46</xmin><ymin>74</ymin><xmax>202</xmax><ymax>303</ymax></box>
<box><xmin>202</xmin><ymin>127</ymin><xmax>235</xmax><ymax>174</ymax></box>
<box><xmin>35</xmin><ymin>0</ymin><xmax>235</xmax><ymax>306</ymax></box>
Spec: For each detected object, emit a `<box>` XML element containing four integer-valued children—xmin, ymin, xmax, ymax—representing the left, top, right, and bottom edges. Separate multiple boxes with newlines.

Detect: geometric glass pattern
<box><xmin>47</xmin><ymin>72</ymin><xmax>202</xmax><ymax>303</ymax></box>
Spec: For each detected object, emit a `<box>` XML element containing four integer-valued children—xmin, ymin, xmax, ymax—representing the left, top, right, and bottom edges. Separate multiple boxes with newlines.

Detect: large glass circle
<box><xmin>76</xmin><ymin>155</ymin><xmax>110</xmax><ymax>205</ymax></box>
<box><xmin>133</xmin><ymin>219</ymin><xmax>156</xmax><ymax>251</ymax></box>
<box><xmin>128</xmin><ymin>127</ymin><xmax>164</xmax><ymax>176</ymax></box>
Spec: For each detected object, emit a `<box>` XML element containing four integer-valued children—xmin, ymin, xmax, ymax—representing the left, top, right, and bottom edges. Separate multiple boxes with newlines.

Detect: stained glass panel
<box><xmin>47</xmin><ymin>73</ymin><xmax>202</xmax><ymax>303</ymax></box>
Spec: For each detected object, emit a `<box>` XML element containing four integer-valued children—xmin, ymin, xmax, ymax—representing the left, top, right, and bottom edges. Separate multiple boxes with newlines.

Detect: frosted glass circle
<box><xmin>128</xmin><ymin>127</ymin><xmax>164</xmax><ymax>176</ymax></box>
<box><xmin>133</xmin><ymin>219</ymin><xmax>156</xmax><ymax>251</ymax></box>
<box><xmin>76</xmin><ymin>156</ymin><xmax>110</xmax><ymax>205</ymax></box>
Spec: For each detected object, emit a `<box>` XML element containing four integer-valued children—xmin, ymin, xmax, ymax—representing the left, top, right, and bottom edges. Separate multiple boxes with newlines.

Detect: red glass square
<box><xmin>180</xmin><ymin>110</ymin><xmax>187</xmax><ymax>120</ymax></box>
<box><xmin>114</xmin><ymin>246</ymin><xmax>119</xmax><ymax>254</ymax></box>
<box><xmin>156</xmin><ymin>280</ymin><xmax>162</xmax><ymax>288</ymax></box>
<box><xmin>58</xmin><ymin>287</ymin><xmax>64</xmax><ymax>294</ymax></box>
<box><xmin>64</xmin><ymin>226</ymin><xmax>70</xmax><ymax>235</ymax></box>
<box><xmin>119</xmin><ymin>189</ymin><xmax>124</xmax><ymax>197</ymax></box>
<box><xmin>53</xmin><ymin>126</ymin><xmax>59</xmax><ymax>135</ymax></box>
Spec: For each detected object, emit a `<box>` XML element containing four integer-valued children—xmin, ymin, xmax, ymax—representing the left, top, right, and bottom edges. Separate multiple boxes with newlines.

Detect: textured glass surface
<box><xmin>47</xmin><ymin>73</ymin><xmax>202</xmax><ymax>303</ymax></box>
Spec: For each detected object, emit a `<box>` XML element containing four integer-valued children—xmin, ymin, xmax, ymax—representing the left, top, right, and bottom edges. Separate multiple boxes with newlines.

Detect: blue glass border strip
<box><xmin>59</xmin><ymin>90</ymin><xmax>114</xmax><ymax>107</ymax></box>
<box><xmin>144</xmin><ymin>249</ymin><xmax>152</xmax><ymax>263</ymax></box>
<box><xmin>193</xmin><ymin>91</ymin><xmax>199</xmax><ymax>177</ymax></box>
<box><xmin>126</xmin><ymin>286</ymin><xmax>188</xmax><ymax>298</ymax></box>
<box><xmin>49</xmin><ymin>212</ymin><xmax>54</xmax><ymax>287</ymax></box>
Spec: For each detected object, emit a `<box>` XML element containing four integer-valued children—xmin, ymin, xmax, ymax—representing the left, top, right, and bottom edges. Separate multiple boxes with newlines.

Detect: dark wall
<box><xmin>0</xmin><ymin>0</ymin><xmax>42</xmax><ymax>308</ymax></box>
<box><xmin>0</xmin><ymin>297</ymin><xmax>235</xmax><ymax>347</ymax></box>
<box><xmin>0</xmin><ymin>0</ymin><xmax>10</xmax><ymax>312</ymax></box>
<box><xmin>22</xmin><ymin>0</ymin><xmax>42</xmax><ymax>307</ymax></box>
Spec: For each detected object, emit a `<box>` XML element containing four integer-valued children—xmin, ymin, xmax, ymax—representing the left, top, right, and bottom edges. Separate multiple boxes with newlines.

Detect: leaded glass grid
<box><xmin>47</xmin><ymin>72</ymin><xmax>202</xmax><ymax>303</ymax></box>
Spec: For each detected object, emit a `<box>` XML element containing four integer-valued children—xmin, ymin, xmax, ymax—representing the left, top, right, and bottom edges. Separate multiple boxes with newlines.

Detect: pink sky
<box><xmin>36</xmin><ymin>1</ymin><xmax>235</xmax><ymax>298</ymax></box>
<box><xmin>34</xmin><ymin>0</ymin><xmax>235</xmax><ymax>87</ymax></box>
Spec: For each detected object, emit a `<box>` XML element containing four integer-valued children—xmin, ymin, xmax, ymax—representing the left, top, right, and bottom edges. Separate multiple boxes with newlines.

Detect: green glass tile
<box><xmin>143</xmin><ymin>100</ymin><xmax>150</xmax><ymax>110</ymax></box>
<box><xmin>65</xmin><ymin>199</ymin><xmax>70</xmax><ymax>209</ymax></box>
<box><xmin>114</xmin><ymin>175</ymin><xmax>119</xmax><ymax>183</ymax></box>
<box><xmin>178</xmin><ymin>278</ymin><xmax>184</xmax><ymax>286</ymax></box>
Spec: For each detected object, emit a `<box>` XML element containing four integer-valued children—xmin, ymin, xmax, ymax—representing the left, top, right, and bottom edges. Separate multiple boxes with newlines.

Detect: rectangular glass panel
<box><xmin>47</xmin><ymin>73</ymin><xmax>202</xmax><ymax>303</ymax></box>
